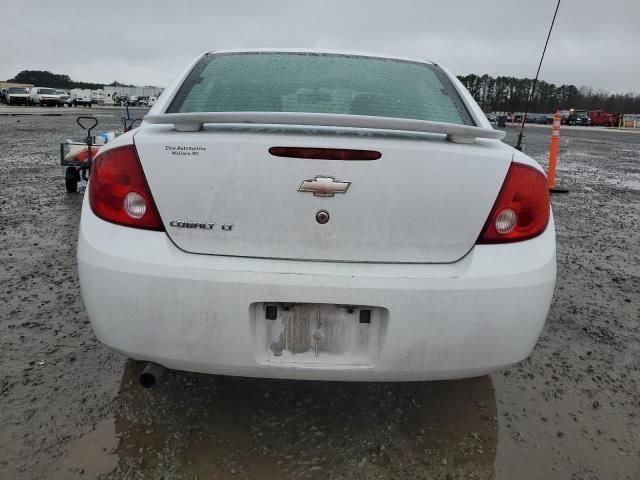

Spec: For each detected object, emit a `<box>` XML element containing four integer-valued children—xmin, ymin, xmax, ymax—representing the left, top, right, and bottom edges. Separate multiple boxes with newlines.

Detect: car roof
<box><xmin>206</xmin><ymin>48</ymin><xmax>435</xmax><ymax>66</ymax></box>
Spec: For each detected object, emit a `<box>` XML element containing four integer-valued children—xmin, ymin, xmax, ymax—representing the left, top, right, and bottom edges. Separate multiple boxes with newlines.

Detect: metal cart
<box><xmin>60</xmin><ymin>116</ymin><xmax>99</xmax><ymax>193</ymax></box>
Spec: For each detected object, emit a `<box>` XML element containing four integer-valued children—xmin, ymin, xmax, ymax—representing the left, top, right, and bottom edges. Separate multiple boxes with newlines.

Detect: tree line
<box><xmin>457</xmin><ymin>74</ymin><xmax>640</xmax><ymax>114</ymax></box>
<box><xmin>6</xmin><ymin>70</ymin><xmax>136</xmax><ymax>90</ymax></box>
<box><xmin>6</xmin><ymin>69</ymin><xmax>639</xmax><ymax>113</ymax></box>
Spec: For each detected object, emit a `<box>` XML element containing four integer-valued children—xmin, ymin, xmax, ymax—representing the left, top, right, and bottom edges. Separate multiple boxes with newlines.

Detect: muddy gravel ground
<box><xmin>1</xmin><ymin>109</ymin><xmax>639</xmax><ymax>480</ymax></box>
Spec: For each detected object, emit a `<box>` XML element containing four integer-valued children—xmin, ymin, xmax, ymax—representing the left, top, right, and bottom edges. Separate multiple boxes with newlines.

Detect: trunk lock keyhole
<box><xmin>316</xmin><ymin>210</ymin><xmax>330</xmax><ymax>224</ymax></box>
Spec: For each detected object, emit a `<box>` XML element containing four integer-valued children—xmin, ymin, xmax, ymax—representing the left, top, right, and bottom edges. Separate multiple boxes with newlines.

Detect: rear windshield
<box><xmin>168</xmin><ymin>52</ymin><xmax>474</xmax><ymax>125</ymax></box>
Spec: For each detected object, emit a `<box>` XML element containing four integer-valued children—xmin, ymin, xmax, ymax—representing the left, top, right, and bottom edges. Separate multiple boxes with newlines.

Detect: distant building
<box><xmin>0</xmin><ymin>81</ymin><xmax>34</xmax><ymax>90</ymax></box>
<box><xmin>103</xmin><ymin>86</ymin><xmax>164</xmax><ymax>99</ymax></box>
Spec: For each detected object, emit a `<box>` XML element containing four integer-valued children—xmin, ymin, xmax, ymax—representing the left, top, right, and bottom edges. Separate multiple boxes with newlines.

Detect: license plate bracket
<box><xmin>253</xmin><ymin>303</ymin><xmax>386</xmax><ymax>366</ymax></box>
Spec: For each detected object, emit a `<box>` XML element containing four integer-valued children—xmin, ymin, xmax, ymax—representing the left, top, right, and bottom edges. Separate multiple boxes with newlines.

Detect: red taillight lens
<box><xmin>89</xmin><ymin>145</ymin><xmax>164</xmax><ymax>231</ymax></box>
<box><xmin>477</xmin><ymin>163</ymin><xmax>550</xmax><ymax>243</ymax></box>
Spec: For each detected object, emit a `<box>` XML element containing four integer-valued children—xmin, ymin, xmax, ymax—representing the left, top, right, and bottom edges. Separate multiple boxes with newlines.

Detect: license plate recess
<box><xmin>253</xmin><ymin>303</ymin><xmax>387</xmax><ymax>366</ymax></box>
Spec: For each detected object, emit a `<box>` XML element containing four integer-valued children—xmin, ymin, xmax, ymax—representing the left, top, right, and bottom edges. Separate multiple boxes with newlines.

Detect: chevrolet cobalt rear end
<box><xmin>78</xmin><ymin>50</ymin><xmax>556</xmax><ymax>381</ymax></box>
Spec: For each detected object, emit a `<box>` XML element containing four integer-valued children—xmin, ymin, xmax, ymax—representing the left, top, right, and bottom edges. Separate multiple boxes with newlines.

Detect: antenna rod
<box><xmin>515</xmin><ymin>0</ymin><xmax>561</xmax><ymax>151</ymax></box>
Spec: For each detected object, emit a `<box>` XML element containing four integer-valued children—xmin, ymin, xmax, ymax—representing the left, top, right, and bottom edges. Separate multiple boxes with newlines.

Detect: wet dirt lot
<box><xmin>1</xmin><ymin>109</ymin><xmax>639</xmax><ymax>479</ymax></box>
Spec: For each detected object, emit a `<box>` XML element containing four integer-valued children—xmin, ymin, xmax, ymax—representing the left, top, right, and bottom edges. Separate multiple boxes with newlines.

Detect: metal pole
<box><xmin>516</xmin><ymin>0</ymin><xmax>562</xmax><ymax>151</ymax></box>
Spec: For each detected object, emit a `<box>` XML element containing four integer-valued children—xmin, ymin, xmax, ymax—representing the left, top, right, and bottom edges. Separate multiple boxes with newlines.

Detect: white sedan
<box><xmin>78</xmin><ymin>49</ymin><xmax>556</xmax><ymax>382</ymax></box>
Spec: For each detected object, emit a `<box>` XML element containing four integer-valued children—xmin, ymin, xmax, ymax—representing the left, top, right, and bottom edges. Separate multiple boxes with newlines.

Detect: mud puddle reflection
<box><xmin>58</xmin><ymin>419</ymin><xmax>119</xmax><ymax>478</ymax></box>
<box><xmin>68</xmin><ymin>361</ymin><xmax>499</xmax><ymax>479</ymax></box>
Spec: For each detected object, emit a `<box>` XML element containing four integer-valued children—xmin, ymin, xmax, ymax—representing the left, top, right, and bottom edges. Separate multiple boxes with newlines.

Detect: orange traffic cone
<box><xmin>548</xmin><ymin>110</ymin><xmax>568</xmax><ymax>193</ymax></box>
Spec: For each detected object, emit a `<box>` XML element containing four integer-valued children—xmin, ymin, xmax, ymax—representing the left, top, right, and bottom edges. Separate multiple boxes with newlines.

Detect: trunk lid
<box><xmin>134</xmin><ymin>126</ymin><xmax>512</xmax><ymax>263</ymax></box>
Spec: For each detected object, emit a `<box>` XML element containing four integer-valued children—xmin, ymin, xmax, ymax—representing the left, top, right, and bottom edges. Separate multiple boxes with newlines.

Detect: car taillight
<box><xmin>477</xmin><ymin>163</ymin><xmax>550</xmax><ymax>243</ymax></box>
<box><xmin>89</xmin><ymin>144</ymin><xmax>164</xmax><ymax>231</ymax></box>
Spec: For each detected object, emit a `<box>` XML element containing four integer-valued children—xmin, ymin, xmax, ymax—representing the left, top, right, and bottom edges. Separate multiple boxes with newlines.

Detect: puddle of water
<box><xmin>46</xmin><ymin>360</ymin><xmax>500</xmax><ymax>479</ymax></box>
<box><xmin>98</xmin><ymin>361</ymin><xmax>499</xmax><ymax>479</ymax></box>
<box><xmin>57</xmin><ymin>418</ymin><xmax>119</xmax><ymax>478</ymax></box>
<box><xmin>44</xmin><ymin>358</ymin><xmax>636</xmax><ymax>479</ymax></box>
<box><xmin>492</xmin><ymin>370</ymin><xmax>638</xmax><ymax>480</ymax></box>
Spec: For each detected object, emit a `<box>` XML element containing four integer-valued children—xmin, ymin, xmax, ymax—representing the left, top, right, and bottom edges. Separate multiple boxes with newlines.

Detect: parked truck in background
<box><xmin>68</xmin><ymin>89</ymin><xmax>92</xmax><ymax>107</ymax></box>
<box><xmin>566</xmin><ymin>109</ymin><xmax>590</xmax><ymax>126</ymax></box>
<box><xmin>588</xmin><ymin>110</ymin><xmax>621</xmax><ymax>127</ymax></box>
<box><xmin>4</xmin><ymin>87</ymin><xmax>31</xmax><ymax>105</ymax></box>
<box><xmin>29</xmin><ymin>87</ymin><xmax>60</xmax><ymax>106</ymax></box>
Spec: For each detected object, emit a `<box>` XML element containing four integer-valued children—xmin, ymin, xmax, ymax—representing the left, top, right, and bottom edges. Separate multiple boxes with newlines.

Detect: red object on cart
<box><xmin>65</xmin><ymin>144</ymin><xmax>100</xmax><ymax>162</ymax></box>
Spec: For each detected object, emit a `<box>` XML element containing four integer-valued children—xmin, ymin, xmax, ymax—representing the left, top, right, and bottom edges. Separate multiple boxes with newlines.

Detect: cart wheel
<box><xmin>65</xmin><ymin>167</ymin><xmax>80</xmax><ymax>193</ymax></box>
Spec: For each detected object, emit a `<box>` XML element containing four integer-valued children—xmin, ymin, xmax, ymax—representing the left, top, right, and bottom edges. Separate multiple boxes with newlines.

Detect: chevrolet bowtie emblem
<box><xmin>298</xmin><ymin>176</ymin><xmax>351</xmax><ymax>197</ymax></box>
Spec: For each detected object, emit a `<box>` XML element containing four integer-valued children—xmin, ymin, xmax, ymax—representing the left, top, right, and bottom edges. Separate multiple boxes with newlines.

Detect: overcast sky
<box><xmin>1</xmin><ymin>0</ymin><xmax>638</xmax><ymax>93</ymax></box>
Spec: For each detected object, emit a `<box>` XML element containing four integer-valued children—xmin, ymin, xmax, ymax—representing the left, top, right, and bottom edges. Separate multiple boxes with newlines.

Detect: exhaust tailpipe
<box><xmin>139</xmin><ymin>362</ymin><xmax>165</xmax><ymax>388</ymax></box>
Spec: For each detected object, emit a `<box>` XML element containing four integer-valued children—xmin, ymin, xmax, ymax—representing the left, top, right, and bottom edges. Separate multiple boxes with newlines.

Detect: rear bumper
<box><xmin>78</xmin><ymin>203</ymin><xmax>556</xmax><ymax>381</ymax></box>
